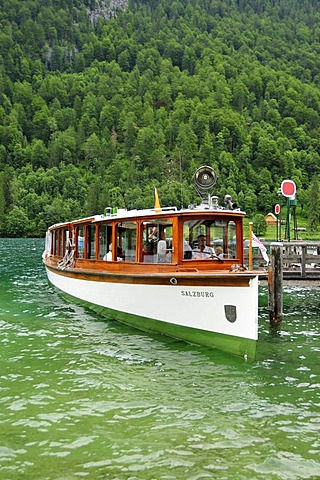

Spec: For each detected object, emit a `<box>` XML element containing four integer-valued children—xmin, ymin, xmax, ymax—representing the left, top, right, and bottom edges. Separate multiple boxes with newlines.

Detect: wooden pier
<box><xmin>245</xmin><ymin>241</ymin><xmax>320</xmax><ymax>281</ymax></box>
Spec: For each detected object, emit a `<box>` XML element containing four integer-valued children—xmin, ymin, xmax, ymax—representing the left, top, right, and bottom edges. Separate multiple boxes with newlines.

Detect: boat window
<box><xmin>183</xmin><ymin>219</ymin><xmax>237</xmax><ymax>260</ymax></box>
<box><xmin>87</xmin><ymin>224</ymin><xmax>96</xmax><ymax>259</ymax></box>
<box><xmin>77</xmin><ymin>225</ymin><xmax>85</xmax><ymax>258</ymax></box>
<box><xmin>116</xmin><ymin>221</ymin><xmax>137</xmax><ymax>262</ymax></box>
<box><xmin>53</xmin><ymin>230</ymin><xmax>59</xmax><ymax>256</ymax></box>
<box><xmin>50</xmin><ymin>231</ymin><xmax>54</xmax><ymax>255</ymax></box>
<box><xmin>227</xmin><ymin>221</ymin><xmax>237</xmax><ymax>259</ymax></box>
<box><xmin>141</xmin><ymin>219</ymin><xmax>173</xmax><ymax>263</ymax></box>
<box><xmin>46</xmin><ymin>230</ymin><xmax>53</xmax><ymax>256</ymax></box>
<box><xmin>59</xmin><ymin>228</ymin><xmax>69</xmax><ymax>257</ymax></box>
<box><xmin>59</xmin><ymin>230</ymin><xmax>64</xmax><ymax>256</ymax></box>
<box><xmin>99</xmin><ymin>224</ymin><xmax>112</xmax><ymax>260</ymax></box>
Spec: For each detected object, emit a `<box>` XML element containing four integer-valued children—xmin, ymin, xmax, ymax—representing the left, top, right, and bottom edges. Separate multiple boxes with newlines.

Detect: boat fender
<box><xmin>170</xmin><ymin>277</ymin><xmax>178</xmax><ymax>285</ymax></box>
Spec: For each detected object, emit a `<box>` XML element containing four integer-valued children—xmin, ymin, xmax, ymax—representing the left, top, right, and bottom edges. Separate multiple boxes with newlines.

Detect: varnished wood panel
<box><xmin>44</xmin><ymin>261</ymin><xmax>254</xmax><ymax>287</ymax></box>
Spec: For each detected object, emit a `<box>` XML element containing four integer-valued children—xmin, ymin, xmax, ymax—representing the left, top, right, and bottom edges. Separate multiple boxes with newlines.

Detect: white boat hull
<box><xmin>45</xmin><ymin>267</ymin><xmax>259</xmax><ymax>358</ymax></box>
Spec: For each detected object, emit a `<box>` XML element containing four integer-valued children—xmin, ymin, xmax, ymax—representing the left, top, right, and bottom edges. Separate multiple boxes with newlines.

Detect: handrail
<box><xmin>244</xmin><ymin>240</ymin><xmax>320</xmax><ymax>279</ymax></box>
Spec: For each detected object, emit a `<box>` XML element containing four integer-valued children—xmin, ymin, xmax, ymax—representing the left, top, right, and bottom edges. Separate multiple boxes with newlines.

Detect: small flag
<box><xmin>154</xmin><ymin>187</ymin><xmax>162</xmax><ymax>212</ymax></box>
<box><xmin>251</xmin><ymin>232</ymin><xmax>269</xmax><ymax>264</ymax></box>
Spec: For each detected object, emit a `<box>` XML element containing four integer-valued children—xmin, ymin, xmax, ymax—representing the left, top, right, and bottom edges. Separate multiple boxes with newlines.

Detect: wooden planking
<box><xmin>44</xmin><ymin>262</ymin><xmax>254</xmax><ymax>287</ymax></box>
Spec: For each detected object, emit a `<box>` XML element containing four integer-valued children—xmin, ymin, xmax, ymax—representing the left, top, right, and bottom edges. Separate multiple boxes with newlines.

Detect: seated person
<box><xmin>148</xmin><ymin>226</ymin><xmax>158</xmax><ymax>242</ymax></box>
<box><xmin>215</xmin><ymin>245</ymin><xmax>224</xmax><ymax>258</ymax></box>
<box><xmin>193</xmin><ymin>234</ymin><xmax>215</xmax><ymax>259</ymax></box>
<box><xmin>157</xmin><ymin>230</ymin><xmax>167</xmax><ymax>262</ymax></box>
<box><xmin>142</xmin><ymin>241</ymin><xmax>153</xmax><ymax>261</ymax></box>
<box><xmin>103</xmin><ymin>244</ymin><xmax>123</xmax><ymax>261</ymax></box>
<box><xmin>183</xmin><ymin>239</ymin><xmax>192</xmax><ymax>259</ymax></box>
<box><xmin>103</xmin><ymin>243</ymin><xmax>113</xmax><ymax>261</ymax></box>
<box><xmin>116</xmin><ymin>246</ymin><xmax>124</xmax><ymax>261</ymax></box>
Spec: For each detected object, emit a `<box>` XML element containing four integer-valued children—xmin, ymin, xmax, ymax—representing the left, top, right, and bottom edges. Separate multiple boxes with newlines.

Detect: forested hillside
<box><xmin>1</xmin><ymin>0</ymin><xmax>320</xmax><ymax>237</ymax></box>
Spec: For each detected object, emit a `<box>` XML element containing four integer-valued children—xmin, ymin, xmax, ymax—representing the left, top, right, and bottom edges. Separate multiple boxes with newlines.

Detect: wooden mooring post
<box><xmin>268</xmin><ymin>242</ymin><xmax>283</xmax><ymax>329</ymax></box>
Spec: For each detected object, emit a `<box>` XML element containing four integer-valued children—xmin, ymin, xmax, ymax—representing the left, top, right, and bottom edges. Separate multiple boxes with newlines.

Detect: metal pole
<box><xmin>286</xmin><ymin>197</ymin><xmax>290</xmax><ymax>241</ymax></box>
<box><xmin>279</xmin><ymin>211</ymin><xmax>281</xmax><ymax>241</ymax></box>
<box><xmin>179</xmin><ymin>152</ymin><xmax>183</xmax><ymax>209</ymax></box>
<box><xmin>293</xmin><ymin>206</ymin><xmax>298</xmax><ymax>240</ymax></box>
<box><xmin>249</xmin><ymin>222</ymin><xmax>253</xmax><ymax>270</ymax></box>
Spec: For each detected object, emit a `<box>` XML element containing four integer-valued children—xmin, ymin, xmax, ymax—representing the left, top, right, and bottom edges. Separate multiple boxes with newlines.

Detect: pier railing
<box><xmin>244</xmin><ymin>241</ymin><xmax>320</xmax><ymax>279</ymax></box>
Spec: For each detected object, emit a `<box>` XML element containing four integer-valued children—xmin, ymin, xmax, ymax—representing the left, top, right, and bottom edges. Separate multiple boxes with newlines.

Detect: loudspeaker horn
<box><xmin>194</xmin><ymin>166</ymin><xmax>217</xmax><ymax>194</ymax></box>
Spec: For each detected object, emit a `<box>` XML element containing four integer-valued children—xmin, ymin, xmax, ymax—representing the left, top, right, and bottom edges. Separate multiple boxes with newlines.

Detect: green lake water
<box><xmin>0</xmin><ymin>238</ymin><xmax>319</xmax><ymax>480</ymax></box>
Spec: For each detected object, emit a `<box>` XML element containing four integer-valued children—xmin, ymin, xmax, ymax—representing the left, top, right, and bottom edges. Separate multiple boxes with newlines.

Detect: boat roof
<box><xmin>48</xmin><ymin>204</ymin><xmax>246</xmax><ymax>230</ymax></box>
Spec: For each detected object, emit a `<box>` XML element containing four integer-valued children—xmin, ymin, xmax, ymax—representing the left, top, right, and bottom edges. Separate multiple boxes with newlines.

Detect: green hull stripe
<box><xmin>61</xmin><ymin>291</ymin><xmax>257</xmax><ymax>360</ymax></box>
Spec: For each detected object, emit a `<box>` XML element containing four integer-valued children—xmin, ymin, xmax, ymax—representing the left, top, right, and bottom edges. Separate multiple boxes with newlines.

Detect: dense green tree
<box><xmin>2</xmin><ymin>0</ymin><xmax>320</xmax><ymax>236</ymax></box>
<box><xmin>47</xmin><ymin>128</ymin><xmax>77</xmax><ymax>166</ymax></box>
<box><xmin>85</xmin><ymin>179</ymin><xmax>104</xmax><ymax>215</ymax></box>
<box><xmin>0</xmin><ymin>168</ymin><xmax>12</xmax><ymax>231</ymax></box>
<box><xmin>308</xmin><ymin>174</ymin><xmax>320</xmax><ymax>233</ymax></box>
<box><xmin>3</xmin><ymin>206</ymin><xmax>29</xmax><ymax>237</ymax></box>
<box><xmin>252</xmin><ymin>213</ymin><xmax>267</xmax><ymax>237</ymax></box>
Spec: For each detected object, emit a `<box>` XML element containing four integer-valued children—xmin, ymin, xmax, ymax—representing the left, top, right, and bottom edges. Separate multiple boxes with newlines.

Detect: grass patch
<box><xmin>244</xmin><ymin>215</ymin><xmax>320</xmax><ymax>241</ymax></box>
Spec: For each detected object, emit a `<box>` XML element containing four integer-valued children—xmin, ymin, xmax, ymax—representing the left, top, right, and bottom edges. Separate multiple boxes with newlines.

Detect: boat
<box><xmin>42</xmin><ymin>166</ymin><xmax>259</xmax><ymax>359</ymax></box>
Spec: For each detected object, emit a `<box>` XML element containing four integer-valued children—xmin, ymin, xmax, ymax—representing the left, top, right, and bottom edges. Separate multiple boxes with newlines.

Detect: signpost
<box><xmin>281</xmin><ymin>180</ymin><xmax>296</xmax><ymax>241</ymax></box>
<box><xmin>274</xmin><ymin>204</ymin><xmax>281</xmax><ymax>241</ymax></box>
<box><xmin>281</xmin><ymin>180</ymin><xmax>296</xmax><ymax>198</ymax></box>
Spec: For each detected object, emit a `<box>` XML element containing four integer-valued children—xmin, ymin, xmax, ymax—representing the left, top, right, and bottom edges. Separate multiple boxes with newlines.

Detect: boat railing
<box><xmin>244</xmin><ymin>240</ymin><xmax>320</xmax><ymax>279</ymax></box>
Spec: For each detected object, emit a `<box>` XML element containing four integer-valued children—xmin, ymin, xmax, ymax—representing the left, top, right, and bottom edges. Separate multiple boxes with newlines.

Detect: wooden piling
<box><xmin>301</xmin><ymin>245</ymin><xmax>306</xmax><ymax>278</ymax></box>
<box><xmin>268</xmin><ymin>242</ymin><xmax>283</xmax><ymax>329</ymax></box>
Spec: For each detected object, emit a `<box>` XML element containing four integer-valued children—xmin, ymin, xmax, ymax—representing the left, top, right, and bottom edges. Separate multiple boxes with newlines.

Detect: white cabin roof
<box><xmin>48</xmin><ymin>204</ymin><xmax>245</xmax><ymax>230</ymax></box>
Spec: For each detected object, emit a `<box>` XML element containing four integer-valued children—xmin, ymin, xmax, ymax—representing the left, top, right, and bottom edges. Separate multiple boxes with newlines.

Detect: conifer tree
<box><xmin>308</xmin><ymin>174</ymin><xmax>319</xmax><ymax>233</ymax></box>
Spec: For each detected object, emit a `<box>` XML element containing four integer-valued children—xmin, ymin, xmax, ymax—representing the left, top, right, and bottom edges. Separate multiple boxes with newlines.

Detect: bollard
<box><xmin>268</xmin><ymin>242</ymin><xmax>283</xmax><ymax>329</ymax></box>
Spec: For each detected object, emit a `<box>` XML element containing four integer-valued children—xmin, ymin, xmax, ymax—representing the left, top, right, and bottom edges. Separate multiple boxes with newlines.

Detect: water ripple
<box><xmin>0</xmin><ymin>239</ymin><xmax>320</xmax><ymax>479</ymax></box>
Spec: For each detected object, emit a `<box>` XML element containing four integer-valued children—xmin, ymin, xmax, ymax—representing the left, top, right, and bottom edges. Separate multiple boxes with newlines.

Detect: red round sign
<box><xmin>274</xmin><ymin>204</ymin><xmax>281</xmax><ymax>215</ymax></box>
<box><xmin>281</xmin><ymin>179</ymin><xmax>296</xmax><ymax>197</ymax></box>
